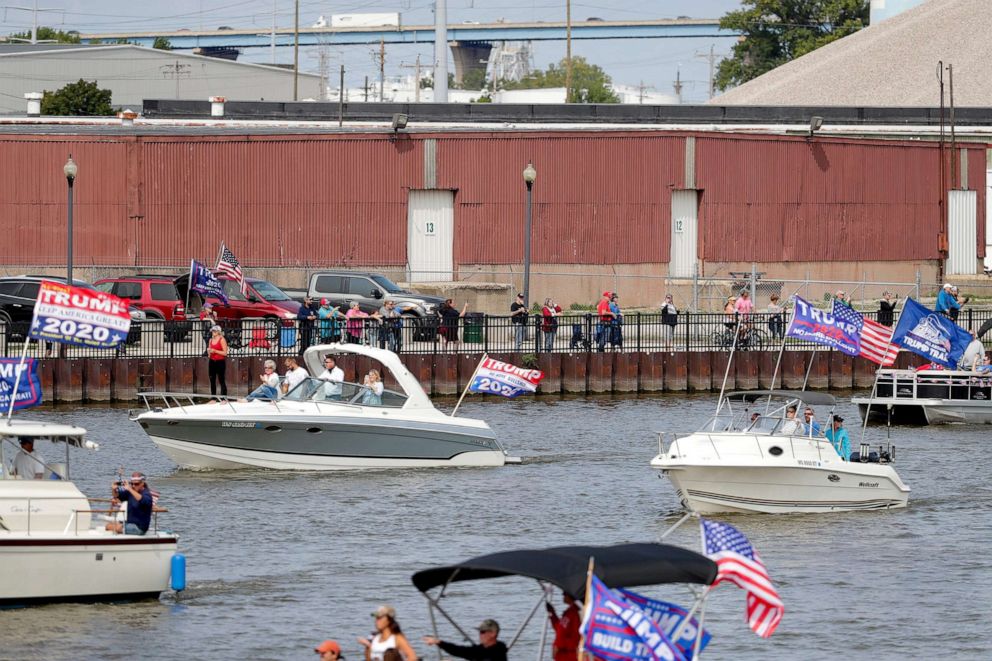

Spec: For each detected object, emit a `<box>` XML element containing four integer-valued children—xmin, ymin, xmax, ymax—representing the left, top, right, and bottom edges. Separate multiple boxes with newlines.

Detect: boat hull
<box><xmin>139</xmin><ymin>413</ymin><xmax>505</xmax><ymax>470</ymax></box>
<box><xmin>0</xmin><ymin>534</ymin><xmax>178</xmax><ymax>605</ymax></box>
<box><xmin>658</xmin><ymin>463</ymin><xmax>909</xmax><ymax>514</ymax></box>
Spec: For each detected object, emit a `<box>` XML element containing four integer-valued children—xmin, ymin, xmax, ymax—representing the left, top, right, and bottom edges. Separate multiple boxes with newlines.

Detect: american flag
<box><xmin>860</xmin><ymin>317</ymin><xmax>899</xmax><ymax>366</ymax></box>
<box><xmin>700</xmin><ymin>518</ymin><xmax>783</xmax><ymax>638</ymax></box>
<box><xmin>830</xmin><ymin>300</ymin><xmax>898</xmax><ymax>366</ymax></box>
<box><xmin>215</xmin><ymin>243</ymin><xmax>247</xmax><ymax>296</ymax></box>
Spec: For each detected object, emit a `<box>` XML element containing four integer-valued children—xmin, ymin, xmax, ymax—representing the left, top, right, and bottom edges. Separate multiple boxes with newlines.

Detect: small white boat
<box><xmin>132</xmin><ymin>343</ymin><xmax>514</xmax><ymax>470</ymax></box>
<box><xmin>0</xmin><ymin>420</ymin><xmax>179</xmax><ymax>605</ymax></box>
<box><xmin>853</xmin><ymin>368</ymin><xmax>992</xmax><ymax>425</ymax></box>
<box><xmin>650</xmin><ymin>390</ymin><xmax>910</xmax><ymax>514</ymax></box>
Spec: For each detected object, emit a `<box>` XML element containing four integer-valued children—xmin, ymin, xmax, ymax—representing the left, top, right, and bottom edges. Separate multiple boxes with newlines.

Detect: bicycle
<box><xmin>711</xmin><ymin>323</ymin><xmax>768</xmax><ymax>351</ymax></box>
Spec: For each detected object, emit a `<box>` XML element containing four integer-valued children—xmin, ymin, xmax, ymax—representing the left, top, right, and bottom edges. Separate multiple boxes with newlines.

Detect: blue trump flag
<box><xmin>0</xmin><ymin>358</ymin><xmax>42</xmax><ymax>412</ymax></box>
<box><xmin>581</xmin><ymin>574</ymin><xmax>687</xmax><ymax>661</ymax></box>
<box><xmin>891</xmin><ymin>297</ymin><xmax>972</xmax><ymax>368</ymax></box>
<box><xmin>785</xmin><ymin>295</ymin><xmax>861</xmax><ymax>356</ymax></box>
<box><xmin>190</xmin><ymin>259</ymin><xmax>228</xmax><ymax>304</ymax></box>
<box><xmin>618</xmin><ymin>590</ymin><xmax>710</xmax><ymax>660</ymax></box>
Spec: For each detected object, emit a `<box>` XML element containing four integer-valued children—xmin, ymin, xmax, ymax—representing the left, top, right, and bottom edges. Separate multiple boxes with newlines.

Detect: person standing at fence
<box><xmin>345</xmin><ymin>302</ymin><xmax>370</xmax><ymax>344</ymax></box>
<box><xmin>877</xmin><ymin>291</ymin><xmax>897</xmax><ymax>327</ymax></box>
<box><xmin>608</xmin><ymin>293</ymin><xmax>624</xmax><ymax>350</ymax></box>
<box><xmin>723</xmin><ymin>296</ymin><xmax>737</xmax><ymax>330</ymax></box>
<box><xmin>660</xmin><ymin>294</ymin><xmax>678</xmax><ymax>348</ymax></box>
<box><xmin>541</xmin><ymin>298</ymin><xmax>561</xmax><ymax>352</ymax></box>
<box><xmin>318</xmin><ymin>299</ymin><xmax>343</xmax><ymax>343</ymax></box>
<box><xmin>833</xmin><ymin>290</ymin><xmax>852</xmax><ymax>308</ymax></box>
<box><xmin>297</xmin><ymin>296</ymin><xmax>319</xmax><ymax>353</ymax></box>
<box><xmin>595</xmin><ymin>291</ymin><xmax>615</xmax><ymax>352</ymax></box>
<box><xmin>438</xmin><ymin>299</ymin><xmax>467</xmax><ymax>347</ymax></box>
<box><xmin>767</xmin><ymin>294</ymin><xmax>785</xmax><ymax>339</ymax></box>
<box><xmin>207</xmin><ymin>324</ymin><xmax>229</xmax><ymax>397</ymax></box>
<box><xmin>511</xmin><ymin>293</ymin><xmax>528</xmax><ymax>352</ymax></box>
<box><xmin>378</xmin><ymin>299</ymin><xmax>402</xmax><ymax>352</ymax></box>
<box><xmin>950</xmin><ymin>286</ymin><xmax>968</xmax><ymax>322</ymax></box>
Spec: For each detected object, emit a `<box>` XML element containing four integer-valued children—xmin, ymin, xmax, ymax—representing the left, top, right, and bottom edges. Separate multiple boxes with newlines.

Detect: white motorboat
<box><xmin>853</xmin><ymin>368</ymin><xmax>992</xmax><ymax>425</ymax></box>
<box><xmin>132</xmin><ymin>343</ymin><xmax>514</xmax><ymax>470</ymax></box>
<box><xmin>0</xmin><ymin>420</ymin><xmax>179</xmax><ymax>605</ymax></box>
<box><xmin>650</xmin><ymin>390</ymin><xmax>910</xmax><ymax>514</ymax></box>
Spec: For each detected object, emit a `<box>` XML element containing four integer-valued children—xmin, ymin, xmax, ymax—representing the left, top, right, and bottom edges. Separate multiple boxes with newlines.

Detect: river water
<box><xmin>2</xmin><ymin>395</ymin><xmax>990</xmax><ymax>660</ymax></box>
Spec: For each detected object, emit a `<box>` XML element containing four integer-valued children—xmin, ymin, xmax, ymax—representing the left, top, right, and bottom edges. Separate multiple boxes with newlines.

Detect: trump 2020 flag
<box><xmin>0</xmin><ymin>358</ymin><xmax>42</xmax><ymax>411</ymax></box>
<box><xmin>785</xmin><ymin>295</ymin><xmax>861</xmax><ymax>356</ymax></box>
<box><xmin>29</xmin><ymin>281</ymin><xmax>131</xmax><ymax>349</ymax></box>
<box><xmin>468</xmin><ymin>357</ymin><xmax>544</xmax><ymax>398</ymax></box>
<box><xmin>189</xmin><ymin>259</ymin><xmax>229</xmax><ymax>304</ymax></box>
<box><xmin>581</xmin><ymin>574</ymin><xmax>687</xmax><ymax>661</ymax></box>
<box><xmin>700</xmin><ymin>518</ymin><xmax>783</xmax><ymax>638</ymax></box>
<box><xmin>891</xmin><ymin>297</ymin><xmax>972</xmax><ymax>369</ymax></box>
<box><xmin>618</xmin><ymin>590</ymin><xmax>711</xmax><ymax>660</ymax></box>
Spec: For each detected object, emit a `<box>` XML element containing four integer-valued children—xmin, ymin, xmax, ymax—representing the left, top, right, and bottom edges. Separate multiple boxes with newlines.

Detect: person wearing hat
<box><xmin>314</xmin><ymin>640</ymin><xmax>344</xmax><ymax>660</ymax></box>
<box><xmin>510</xmin><ymin>292</ymin><xmax>528</xmax><ymax>352</ymax></box>
<box><xmin>206</xmin><ymin>324</ymin><xmax>229</xmax><ymax>397</ymax></box>
<box><xmin>298</xmin><ymin>295</ymin><xmax>319</xmax><ymax>353</ymax></box>
<box><xmin>825</xmin><ymin>415</ymin><xmax>851</xmax><ymax>461</ymax></box>
<box><xmin>359</xmin><ymin>605</ymin><xmax>417</xmax><ymax>661</ymax></box>
<box><xmin>423</xmin><ymin>619</ymin><xmax>507</xmax><ymax>661</ymax></box>
<box><xmin>936</xmin><ymin>283</ymin><xmax>960</xmax><ymax>319</ymax></box>
<box><xmin>11</xmin><ymin>436</ymin><xmax>46</xmax><ymax>479</ymax></box>
<box><xmin>105</xmin><ymin>471</ymin><xmax>154</xmax><ymax>535</ymax></box>
<box><xmin>318</xmin><ymin>298</ymin><xmax>345</xmax><ymax>344</ymax></box>
<box><xmin>595</xmin><ymin>291</ymin><xmax>616</xmax><ymax>352</ymax></box>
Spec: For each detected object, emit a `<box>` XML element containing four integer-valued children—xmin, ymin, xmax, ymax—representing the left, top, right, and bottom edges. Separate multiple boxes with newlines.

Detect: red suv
<box><xmin>176</xmin><ymin>275</ymin><xmax>302</xmax><ymax>326</ymax></box>
<box><xmin>94</xmin><ymin>275</ymin><xmax>191</xmax><ymax>341</ymax></box>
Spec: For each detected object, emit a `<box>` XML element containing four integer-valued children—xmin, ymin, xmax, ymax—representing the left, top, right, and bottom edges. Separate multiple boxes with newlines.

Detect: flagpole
<box><xmin>667</xmin><ymin>590</ymin><xmax>706</xmax><ymax>653</ymax></box>
<box><xmin>186</xmin><ymin>259</ymin><xmax>195</xmax><ymax>316</ymax></box>
<box><xmin>578</xmin><ymin>556</ymin><xmax>595</xmax><ymax>661</ymax></box>
<box><xmin>5</xmin><ymin>342</ymin><xmax>31</xmax><ymax>423</ymax></box>
<box><xmin>858</xmin><ymin>367</ymin><xmax>883</xmax><ymax>448</ymax></box>
<box><xmin>451</xmin><ymin>353</ymin><xmax>487</xmax><ymax>417</ymax></box>
<box><xmin>214</xmin><ymin>241</ymin><xmax>225</xmax><ymax>269</ymax></box>
<box><xmin>715</xmin><ymin>316</ymin><xmax>742</xmax><ymax>416</ymax></box>
<box><xmin>536</xmin><ymin>584</ymin><xmax>551</xmax><ymax>661</ymax></box>
<box><xmin>690</xmin><ymin>597</ymin><xmax>708</xmax><ymax>660</ymax></box>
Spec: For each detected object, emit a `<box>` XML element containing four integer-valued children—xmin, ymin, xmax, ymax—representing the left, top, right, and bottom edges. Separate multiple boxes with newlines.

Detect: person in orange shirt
<box><xmin>595</xmin><ymin>291</ymin><xmax>615</xmax><ymax>352</ymax></box>
<box><xmin>546</xmin><ymin>593</ymin><xmax>581</xmax><ymax>661</ymax></box>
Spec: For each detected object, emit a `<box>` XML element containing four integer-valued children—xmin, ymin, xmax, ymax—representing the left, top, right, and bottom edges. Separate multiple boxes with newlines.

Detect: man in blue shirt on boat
<box><xmin>105</xmin><ymin>472</ymin><xmax>154</xmax><ymax>535</ymax></box>
<box><xmin>825</xmin><ymin>415</ymin><xmax>851</xmax><ymax>461</ymax></box>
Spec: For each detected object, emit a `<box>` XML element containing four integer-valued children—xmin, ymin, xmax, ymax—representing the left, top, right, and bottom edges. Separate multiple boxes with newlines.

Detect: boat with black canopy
<box><xmin>411</xmin><ymin>542</ymin><xmax>719</xmax><ymax>658</ymax></box>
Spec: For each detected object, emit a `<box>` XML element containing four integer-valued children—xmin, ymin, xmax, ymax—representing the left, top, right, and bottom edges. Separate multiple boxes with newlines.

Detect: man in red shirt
<box><xmin>546</xmin><ymin>593</ymin><xmax>581</xmax><ymax>661</ymax></box>
<box><xmin>595</xmin><ymin>291</ymin><xmax>615</xmax><ymax>352</ymax></box>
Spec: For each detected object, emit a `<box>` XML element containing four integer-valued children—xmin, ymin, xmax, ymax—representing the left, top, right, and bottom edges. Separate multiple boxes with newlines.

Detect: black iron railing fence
<box><xmin>1</xmin><ymin>309</ymin><xmax>989</xmax><ymax>359</ymax></box>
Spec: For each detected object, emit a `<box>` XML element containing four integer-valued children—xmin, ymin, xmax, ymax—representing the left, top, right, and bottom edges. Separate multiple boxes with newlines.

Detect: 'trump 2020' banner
<box><xmin>468</xmin><ymin>357</ymin><xmax>544</xmax><ymax>398</ymax></box>
<box><xmin>0</xmin><ymin>358</ymin><xmax>42</xmax><ymax>411</ymax></box>
<box><xmin>785</xmin><ymin>295</ymin><xmax>861</xmax><ymax>356</ymax></box>
<box><xmin>29</xmin><ymin>281</ymin><xmax>131</xmax><ymax>349</ymax></box>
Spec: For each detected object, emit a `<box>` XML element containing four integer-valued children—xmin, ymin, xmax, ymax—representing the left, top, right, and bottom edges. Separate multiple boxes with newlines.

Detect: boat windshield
<box><xmin>283</xmin><ymin>377</ymin><xmax>408</xmax><ymax>408</ymax></box>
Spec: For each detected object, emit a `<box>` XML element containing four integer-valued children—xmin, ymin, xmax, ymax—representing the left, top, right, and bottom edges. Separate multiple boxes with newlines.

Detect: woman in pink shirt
<box><xmin>734</xmin><ymin>290</ymin><xmax>754</xmax><ymax>318</ymax></box>
<box><xmin>345</xmin><ymin>301</ymin><xmax>369</xmax><ymax>344</ymax></box>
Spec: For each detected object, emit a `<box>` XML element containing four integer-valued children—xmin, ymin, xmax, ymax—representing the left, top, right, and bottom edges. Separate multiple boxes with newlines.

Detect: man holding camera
<box><xmin>105</xmin><ymin>472</ymin><xmax>154</xmax><ymax>536</ymax></box>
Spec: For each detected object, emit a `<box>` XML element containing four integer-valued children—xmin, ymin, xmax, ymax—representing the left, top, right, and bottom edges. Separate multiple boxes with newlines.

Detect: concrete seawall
<box><xmin>31</xmin><ymin>351</ymin><xmax>926</xmax><ymax>403</ymax></box>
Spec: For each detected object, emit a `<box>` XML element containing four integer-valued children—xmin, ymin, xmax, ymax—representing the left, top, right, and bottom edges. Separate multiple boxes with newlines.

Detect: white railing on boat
<box><xmin>0</xmin><ymin>496</ymin><xmax>167</xmax><ymax>536</ymax></box>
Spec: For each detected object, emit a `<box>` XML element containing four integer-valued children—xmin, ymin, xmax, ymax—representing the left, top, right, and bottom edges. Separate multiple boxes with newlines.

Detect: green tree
<box><xmin>502</xmin><ymin>56</ymin><xmax>619</xmax><ymax>103</ymax></box>
<box><xmin>152</xmin><ymin>36</ymin><xmax>172</xmax><ymax>50</ymax></box>
<box><xmin>41</xmin><ymin>79</ymin><xmax>114</xmax><ymax>116</ymax></box>
<box><xmin>715</xmin><ymin>0</ymin><xmax>868</xmax><ymax>92</ymax></box>
<box><xmin>453</xmin><ymin>68</ymin><xmax>488</xmax><ymax>91</ymax></box>
<box><xmin>9</xmin><ymin>26</ymin><xmax>80</xmax><ymax>43</ymax></box>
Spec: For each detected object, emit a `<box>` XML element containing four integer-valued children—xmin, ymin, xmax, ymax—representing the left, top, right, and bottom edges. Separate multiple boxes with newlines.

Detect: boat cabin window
<box><xmin>283</xmin><ymin>377</ymin><xmax>407</xmax><ymax>408</ymax></box>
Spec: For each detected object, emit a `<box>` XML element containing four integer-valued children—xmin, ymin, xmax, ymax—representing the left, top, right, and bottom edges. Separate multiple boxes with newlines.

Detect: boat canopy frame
<box><xmin>411</xmin><ymin>543</ymin><xmax>717</xmax><ymax>660</ymax></box>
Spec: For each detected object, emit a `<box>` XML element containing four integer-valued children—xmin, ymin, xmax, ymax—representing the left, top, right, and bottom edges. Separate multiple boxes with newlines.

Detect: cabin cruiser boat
<box><xmin>0</xmin><ymin>420</ymin><xmax>179</xmax><ymax>605</ymax></box>
<box><xmin>132</xmin><ymin>343</ymin><xmax>513</xmax><ymax>470</ymax></box>
<box><xmin>650</xmin><ymin>390</ymin><xmax>910</xmax><ymax>514</ymax></box>
<box><xmin>853</xmin><ymin>368</ymin><xmax>992</xmax><ymax>425</ymax></box>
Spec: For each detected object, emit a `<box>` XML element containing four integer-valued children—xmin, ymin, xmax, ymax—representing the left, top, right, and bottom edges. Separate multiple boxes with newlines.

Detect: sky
<box><xmin>4</xmin><ymin>1</ymin><xmax>744</xmax><ymax>103</ymax></box>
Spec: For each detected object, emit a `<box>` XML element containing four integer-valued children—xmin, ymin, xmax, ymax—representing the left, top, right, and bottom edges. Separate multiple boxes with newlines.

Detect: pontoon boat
<box><xmin>853</xmin><ymin>368</ymin><xmax>992</xmax><ymax>425</ymax></box>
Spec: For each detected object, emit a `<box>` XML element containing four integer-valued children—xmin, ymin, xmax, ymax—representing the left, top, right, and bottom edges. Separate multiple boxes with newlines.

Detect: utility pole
<box><xmin>293</xmin><ymin>0</ymin><xmax>299</xmax><ymax>101</ymax></box>
<box><xmin>317</xmin><ymin>48</ymin><xmax>329</xmax><ymax>100</ymax></box>
<box><xmin>364</xmin><ymin>76</ymin><xmax>369</xmax><ymax>102</ymax></box>
<box><xmin>694</xmin><ymin>45</ymin><xmax>718</xmax><ymax>99</ymax></box>
<box><xmin>378</xmin><ymin>37</ymin><xmax>386</xmax><ymax>102</ymax></box>
<box><xmin>434</xmin><ymin>0</ymin><xmax>448</xmax><ymax>102</ymax></box>
<box><xmin>673</xmin><ymin>68</ymin><xmax>683</xmax><ymax>104</ymax></box>
<box><xmin>339</xmin><ymin>64</ymin><xmax>345</xmax><ymax>127</ymax></box>
<box><xmin>638</xmin><ymin>80</ymin><xmax>645</xmax><ymax>104</ymax></box>
<box><xmin>564</xmin><ymin>0</ymin><xmax>572</xmax><ymax>102</ymax></box>
<box><xmin>400</xmin><ymin>54</ymin><xmax>423</xmax><ymax>102</ymax></box>
<box><xmin>271</xmin><ymin>0</ymin><xmax>277</xmax><ymax>64</ymax></box>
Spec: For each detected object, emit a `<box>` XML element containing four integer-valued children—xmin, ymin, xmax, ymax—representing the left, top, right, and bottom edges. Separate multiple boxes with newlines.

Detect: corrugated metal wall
<box><xmin>0</xmin><ymin>130</ymin><xmax>982</xmax><ymax>269</ymax></box>
<box><xmin>694</xmin><ymin>135</ymin><xmax>986</xmax><ymax>263</ymax></box>
<box><xmin>435</xmin><ymin>133</ymin><xmax>685</xmax><ymax>265</ymax></box>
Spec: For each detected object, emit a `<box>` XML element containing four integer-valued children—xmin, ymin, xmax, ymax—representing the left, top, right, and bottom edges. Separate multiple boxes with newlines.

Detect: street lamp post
<box><xmin>522</xmin><ymin>162</ymin><xmax>537</xmax><ymax>310</ymax></box>
<box><xmin>64</xmin><ymin>155</ymin><xmax>77</xmax><ymax>285</ymax></box>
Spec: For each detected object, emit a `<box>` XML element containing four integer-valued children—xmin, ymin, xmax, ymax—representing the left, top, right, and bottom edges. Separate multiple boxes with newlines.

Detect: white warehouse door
<box><xmin>947</xmin><ymin>189</ymin><xmax>977</xmax><ymax>276</ymax></box>
<box><xmin>407</xmin><ymin>190</ymin><xmax>454</xmax><ymax>283</ymax></box>
<box><xmin>669</xmin><ymin>190</ymin><xmax>699</xmax><ymax>278</ymax></box>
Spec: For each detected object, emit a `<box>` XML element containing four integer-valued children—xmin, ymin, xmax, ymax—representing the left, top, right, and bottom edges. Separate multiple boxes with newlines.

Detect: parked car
<box><xmin>93</xmin><ymin>275</ymin><xmax>191</xmax><ymax>342</ymax></box>
<box><xmin>306</xmin><ymin>271</ymin><xmax>444</xmax><ymax>318</ymax></box>
<box><xmin>0</xmin><ymin>275</ymin><xmax>144</xmax><ymax>345</ymax></box>
<box><xmin>174</xmin><ymin>274</ymin><xmax>302</xmax><ymax>340</ymax></box>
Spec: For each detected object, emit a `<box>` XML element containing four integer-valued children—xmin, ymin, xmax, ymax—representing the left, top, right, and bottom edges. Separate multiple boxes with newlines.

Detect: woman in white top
<box><xmin>246</xmin><ymin>359</ymin><xmax>280</xmax><ymax>401</ymax></box>
<box><xmin>361</xmin><ymin>369</ymin><xmax>385</xmax><ymax>406</ymax></box>
<box><xmin>359</xmin><ymin>605</ymin><xmax>417</xmax><ymax>661</ymax></box>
